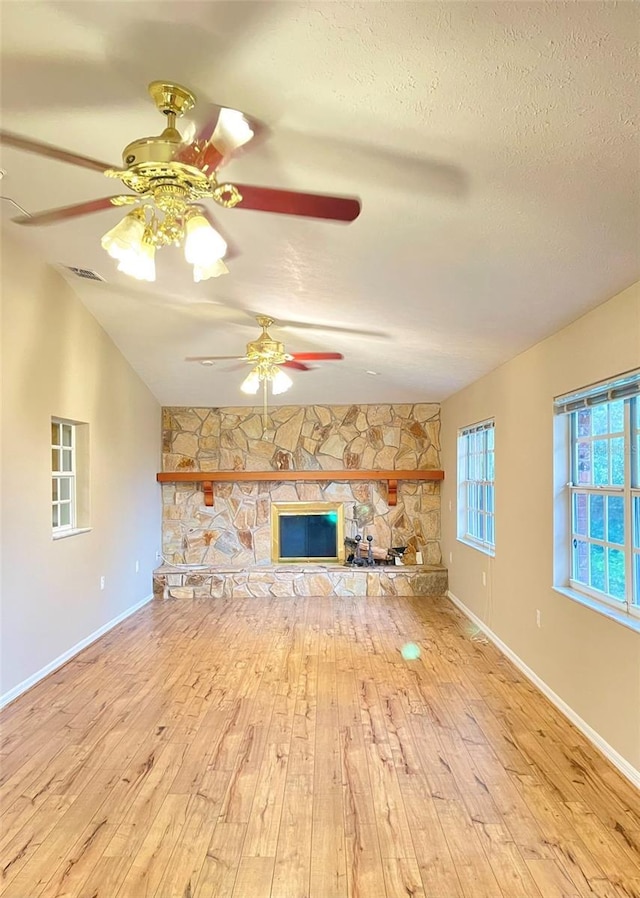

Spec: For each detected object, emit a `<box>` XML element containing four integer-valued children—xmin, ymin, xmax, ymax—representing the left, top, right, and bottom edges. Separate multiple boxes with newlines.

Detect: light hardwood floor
<box><xmin>1</xmin><ymin>594</ymin><xmax>639</xmax><ymax>897</ymax></box>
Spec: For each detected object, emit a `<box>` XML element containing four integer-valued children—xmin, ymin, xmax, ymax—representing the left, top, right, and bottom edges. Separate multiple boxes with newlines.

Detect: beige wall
<box><xmin>1</xmin><ymin>233</ymin><xmax>161</xmax><ymax>700</ymax></box>
<box><xmin>441</xmin><ymin>281</ymin><xmax>640</xmax><ymax>771</ymax></box>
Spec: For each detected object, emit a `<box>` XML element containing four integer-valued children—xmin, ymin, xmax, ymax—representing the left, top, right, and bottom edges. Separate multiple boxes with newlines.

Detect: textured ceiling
<box><xmin>1</xmin><ymin>1</ymin><xmax>638</xmax><ymax>406</ymax></box>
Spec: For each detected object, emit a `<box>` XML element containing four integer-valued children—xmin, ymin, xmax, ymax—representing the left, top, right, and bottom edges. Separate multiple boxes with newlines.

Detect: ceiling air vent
<box><xmin>65</xmin><ymin>266</ymin><xmax>105</xmax><ymax>282</ymax></box>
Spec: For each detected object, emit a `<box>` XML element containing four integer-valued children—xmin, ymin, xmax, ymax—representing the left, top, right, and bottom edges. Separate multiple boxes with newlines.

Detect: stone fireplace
<box><xmin>154</xmin><ymin>402</ymin><xmax>448</xmax><ymax>598</ymax></box>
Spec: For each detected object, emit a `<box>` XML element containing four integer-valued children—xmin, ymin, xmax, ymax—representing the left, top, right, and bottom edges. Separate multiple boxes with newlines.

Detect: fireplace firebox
<box><xmin>271</xmin><ymin>502</ymin><xmax>345</xmax><ymax>563</ymax></box>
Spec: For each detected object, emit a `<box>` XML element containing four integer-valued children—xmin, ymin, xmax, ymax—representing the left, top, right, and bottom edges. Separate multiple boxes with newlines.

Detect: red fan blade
<box><xmin>290</xmin><ymin>352</ymin><xmax>344</xmax><ymax>361</ymax></box>
<box><xmin>0</xmin><ymin>130</ymin><xmax>116</xmax><ymax>173</ymax></box>
<box><xmin>232</xmin><ymin>185</ymin><xmax>361</xmax><ymax>222</ymax></box>
<box><xmin>12</xmin><ymin>196</ymin><xmax>124</xmax><ymax>226</ymax></box>
<box><xmin>281</xmin><ymin>360</ymin><xmax>311</xmax><ymax>372</ymax></box>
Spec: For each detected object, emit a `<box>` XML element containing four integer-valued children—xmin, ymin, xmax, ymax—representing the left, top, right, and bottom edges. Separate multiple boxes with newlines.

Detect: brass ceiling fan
<box><xmin>187</xmin><ymin>314</ymin><xmax>343</xmax><ymax>421</ymax></box>
<box><xmin>1</xmin><ymin>81</ymin><xmax>362</xmax><ymax>283</ymax></box>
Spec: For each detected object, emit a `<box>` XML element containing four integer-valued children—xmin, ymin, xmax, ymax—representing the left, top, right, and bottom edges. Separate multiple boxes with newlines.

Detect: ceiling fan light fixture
<box><xmin>271</xmin><ymin>367</ymin><xmax>293</xmax><ymax>395</ymax></box>
<box><xmin>193</xmin><ymin>258</ymin><xmax>229</xmax><ymax>282</ymax></box>
<box><xmin>240</xmin><ymin>369</ymin><xmax>261</xmax><ymax>395</ymax></box>
<box><xmin>116</xmin><ymin>237</ymin><xmax>156</xmax><ymax>282</ymax></box>
<box><xmin>211</xmin><ymin>108</ymin><xmax>255</xmax><ymax>156</ymax></box>
<box><xmin>184</xmin><ymin>212</ymin><xmax>227</xmax><ymax>266</ymax></box>
<box><xmin>100</xmin><ymin>207</ymin><xmax>146</xmax><ymax>261</ymax></box>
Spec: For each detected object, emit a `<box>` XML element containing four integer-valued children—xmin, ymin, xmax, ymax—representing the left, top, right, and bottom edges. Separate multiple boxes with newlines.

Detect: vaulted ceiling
<box><xmin>1</xmin><ymin>1</ymin><xmax>638</xmax><ymax>406</ymax></box>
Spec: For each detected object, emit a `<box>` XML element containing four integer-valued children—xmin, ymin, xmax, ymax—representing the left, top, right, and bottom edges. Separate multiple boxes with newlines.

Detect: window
<box><xmin>51</xmin><ymin>418</ymin><xmax>89</xmax><ymax>537</ymax></box>
<box><xmin>556</xmin><ymin>370</ymin><xmax>639</xmax><ymax>618</ymax></box>
<box><xmin>457</xmin><ymin>419</ymin><xmax>495</xmax><ymax>553</ymax></box>
<box><xmin>52</xmin><ymin>419</ymin><xmax>76</xmax><ymax>532</ymax></box>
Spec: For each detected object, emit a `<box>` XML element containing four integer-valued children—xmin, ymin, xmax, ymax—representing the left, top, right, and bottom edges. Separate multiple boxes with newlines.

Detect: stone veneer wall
<box><xmin>161</xmin><ymin>403</ymin><xmax>441</xmax><ymax>567</ymax></box>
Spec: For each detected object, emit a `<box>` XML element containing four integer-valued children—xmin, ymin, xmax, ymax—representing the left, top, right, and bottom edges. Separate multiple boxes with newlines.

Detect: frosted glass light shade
<box><xmin>271</xmin><ymin>368</ymin><xmax>293</xmax><ymax>395</ymax></box>
<box><xmin>193</xmin><ymin>259</ymin><xmax>229</xmax><ymax>282</ymax></box>
<box><xmin>240</xmin><ymin>369</ymin><xmax>261</xmax><ymax>394</ymax></box>
<box><xmin>117</xmin><ymin>240</ymin><xmax>156</xmax><ymax>282</ymax></box>
<box><xmin>101</xmin><ymin>211</ymin><xmax>145</xmax><ymax>261</ymax></box>
<box><xmin>184</xmin><ymin>214</ymin><xmax>227</xmax><ymax>266</ymax></box>
<box><xmin>212</xmin><ymin>108</ymin><xmax>254</xmax><ymax>157</ymax></box>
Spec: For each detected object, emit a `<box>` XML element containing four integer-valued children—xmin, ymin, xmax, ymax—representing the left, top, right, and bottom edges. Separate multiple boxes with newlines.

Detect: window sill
<box><xmin>457</xmin><ymin>537</ymin><xmax>495</xmax><ymax>558</ymax></box>
<box><xmin>52</xmin><ymin>527</ymin><xmax>92</xmax><ymax>541</ymax></box>
<box><xmin>553</xmin><ymin>586</ymin><xmax>640</xmax><ymax>634</ymax></box>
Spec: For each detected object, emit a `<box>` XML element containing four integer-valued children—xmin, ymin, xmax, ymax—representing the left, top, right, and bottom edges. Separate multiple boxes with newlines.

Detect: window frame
<box><xmin>52</xmin><ymin>419</ymin><xmax>77</xmax><ymax>534</ymax></box>
<box><xmin>563</xmin><ymin>389</ymin><xmax>639</xmax><ymax>620</ymax></box>
<box><xmin>457</xmin><ymin>418</ymin><xmax>495</xmax><ymax>555</ymax></box>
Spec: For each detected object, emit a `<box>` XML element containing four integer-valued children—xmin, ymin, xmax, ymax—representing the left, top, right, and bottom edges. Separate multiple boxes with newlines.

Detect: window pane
<box><xmin>607</xmin><ymin>496</ymin><xmax>624</xmax><ymax>545</ymax></box>
<box><xmin>607</xmin><ymin>548</ymin><xmax>625</xmax><ymax>601</ymax></box>
<box><xmin>486</xmin><ymin>485</ymin><xmax>494</xmax><ymax>513</ymax></box>
<box><xmin>590</xmin><ymin>544</ymin><xmax>605</xmax><ymax>592</ymax></box>
<box><xmin>52</xmin><ymin>479</ymin><xmax>58</xmax><ymax>501</ymax></box>
<box><xmin>487</xmin><ymin>516</ymin><xmax>494</xmax><ymax>545</ymax></box>
<box><xmin>577</xmin><ymin>410</ymin><xmax>591</xmax><ymax>437</ymax></box>
<box><xmin>611</xmin><ymin>438</ymin><xmax>624</xmax><ymax>486</ymax></box>
<box><xmin>51</xmin><ymin>421</ymin><xmax>60</xmax><ymax>445</ymax></box>
<box><xmin>60</xmin><ymin>477</ymin><xmax>71</xmax><ymax>501</ymax></box>
<box><xmin>574</xmin><ymin>539</ymin><xmax>589</xmax><ymax>584</ymax></box>
<box><xmin>52</xmin><ymin>448</ymin><xmax>60</xmax><ymax>472</ymax></box>
<box><xmin>592</xmin><ymin>405</ymin><xmax>608</xmax><ymax>436</ymax></box>
<box><xmin>487</xmin><ymin>427</ymin><xmax>494</xmax><ymax>450</ymax></box>
<box><xmin>634</xmin><ymin>553</ymin><xmax>640</xmax><ymax>605</ymax></box>
<box><xmin>477</xmin><ymin>514</ymin><xmax>485</xmax><ymax>541</ymax></box>
<box><xmin>634</xmin><ymin>496</ymin><xmax>640</xmax><ymax>549</ymax></box>
<box><xmin>467</xmin><ymin>482</ymin><xmax>474</xmax><ymax>511</ymax></box>
<box><xmin>62</xmin><ymin>424</ymin><xmax>72</xmax><ymax>447</ymax></box>
<box><xmin>52</xmin><ymin>505</ymin><xmax>59</xmax><ymax>527</ymax></box>
<box><xmin>593</xmin><ymin>440</ymin><xmax>609</xmax><ymax>486</ymax></box>
<box><xmin>573</xmin><ymin>493</ymin><xmax>588</xmax><ymax>536</ymax></box>
<box><xmin>487</xmin><ymin>451</ymin><xmax>495</xmax><ymax>481</ymax></box>
<box><xmin>62</xmin><ymin>449</ymin><xmax>73</xmax><ymax>472</ymax></box>
<box><xmin>577</xmin><ymin>442</ymin><xmax>592</xmax><ymax>484</ymax></box>
<box><xmin>589</xmin><ymin>495</ymin><xmax>605</xmax><ymax>541</ymax></box>
<box><xmin>60</xmin><ymin>503</ymin><xmax>71</xmax><ymax>526</ymax></box>
<box><xmin>609</xmin><ymin>400</ymin><xmax>624</xmax><ymax>433</ymax></box>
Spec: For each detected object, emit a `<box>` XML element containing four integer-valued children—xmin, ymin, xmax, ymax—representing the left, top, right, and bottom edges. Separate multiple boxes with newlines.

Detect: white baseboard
<box><xmin>447</xmin><ymin>590</ymin><xmax>640</xmax><ymax>791</ymax></box>
<box><xmin>0</xmin><ymin>594</ymin><xmax>154</xmax><ymax>709</ymax></box>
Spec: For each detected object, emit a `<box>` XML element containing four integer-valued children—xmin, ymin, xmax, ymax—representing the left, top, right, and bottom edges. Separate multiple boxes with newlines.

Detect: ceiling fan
<box><xmin>187</xmin><ymin>314</ymin><xmax>343</xmax><ymax>417</ymax></box>
<box><xmin>0</xmin><ymin>80</ymin><xmax>362</xmax><ymax>283</ymax></box>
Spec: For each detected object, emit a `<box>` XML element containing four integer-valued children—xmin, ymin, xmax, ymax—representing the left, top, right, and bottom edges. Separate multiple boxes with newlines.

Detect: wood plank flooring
<box><xmin>1</xmin><ymin>594</ymin><xmax>639</xmax><ymax>897</ymax></box>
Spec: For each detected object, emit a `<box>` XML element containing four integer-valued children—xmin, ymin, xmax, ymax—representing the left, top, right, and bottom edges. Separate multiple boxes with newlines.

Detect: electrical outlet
<box><xmin>482</xmin><ymin>571</ymin><xmax>486</xmax><ymax>586</ymax></box>
<box><xmin>100</xmin><ymin>576</ymin><xmax>105</xmax><ymax>590</ymax></box>
<box><xmin>536</xmin><ymin>609</ymin><xmax>541</xmax><ymax>628</ymax></box>
<box><xmin>449</xmin><ymin>499</ymin><xmax>452</xmax><ymax>512</ymax></box>
<box><xmin>135</xmin><ymin>560</ymin><xmax>139</xmax><ymax>573</ymax></box>
<box><xmin>449</xmin><ymin>551</ymin><xmax>453</xmax><ymax>564</ymax></box>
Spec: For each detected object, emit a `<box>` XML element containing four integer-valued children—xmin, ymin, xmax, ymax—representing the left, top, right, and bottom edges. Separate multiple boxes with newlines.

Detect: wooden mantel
<box><xmin>157</xmin><ymin>469</ymin><xmax>444</xmax><ymax>507</ymax></box>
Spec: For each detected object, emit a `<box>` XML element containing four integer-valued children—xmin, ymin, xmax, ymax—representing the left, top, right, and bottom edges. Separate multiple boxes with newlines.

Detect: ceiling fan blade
<box><xmin>290</xmin><ymin>352</ymin><xmax>344</xmax><ymax>361</ymax></box>
<box><xmin>185</xmin><ymin>355</ymin><xmax>247</xmax><ymax>362</ymax></box>
<box><xmin>12</xmin><ymin>196</ymin><xmax>124</xmax><ymax>226</ymax></box>
<box><xmin>0</xmin><ymin>130</ymin><xmax>116</xmax><ymax>173</ymax></box>
<box><xmin>232</xmin><ymin>185</ymin><xmax>361</xmax><ymax>222</ymax></box>
<box><xmin>281</xmin><ymin>360</ymin><xmax>311</xmax><ymax>372</ymax></box>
